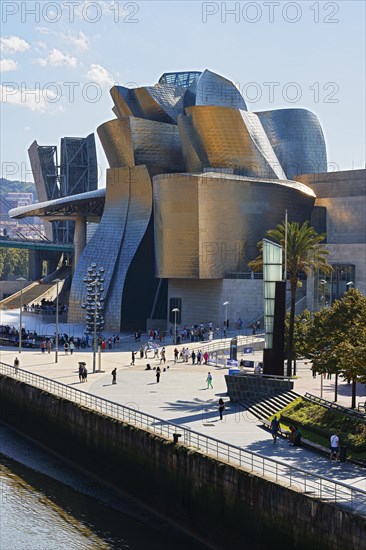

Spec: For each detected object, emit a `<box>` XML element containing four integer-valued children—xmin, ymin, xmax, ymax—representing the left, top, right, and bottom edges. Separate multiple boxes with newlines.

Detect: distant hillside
<box><xmin>1</xmin><ymin>178</ymin><xmax>36</xmax><ymax>196</ymax></box>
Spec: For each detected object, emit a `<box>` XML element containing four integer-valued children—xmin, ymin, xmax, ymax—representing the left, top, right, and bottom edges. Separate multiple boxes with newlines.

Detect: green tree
<box><xmin>0</xmin><ymin>248</ymin><xmax>28</xmax><ymax>279</ymax></box>
<box><xmin>285</xmin><ymin>309</ymin><xmax>311</xmax><ymax>374</ymax></box>
<box><xmin>249</xmin><ymin>220</ymin><xmax>332</xmax><ymax>376</ymax></box>
<box><xmin>305</xmin><ymin>289</ymin><xmax>366</xmax><ymax>408</ymax></box>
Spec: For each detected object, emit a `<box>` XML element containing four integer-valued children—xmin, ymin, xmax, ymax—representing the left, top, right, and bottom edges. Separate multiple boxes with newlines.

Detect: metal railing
<box><xmin>1</xmin><ymin>361</ymin><xmax>365</xmax><ymax>516</ymax></box>
<box><xmin>304</xmin><ymin>392</ymin><xmax>366</xmax><ymax>421</ymax></box>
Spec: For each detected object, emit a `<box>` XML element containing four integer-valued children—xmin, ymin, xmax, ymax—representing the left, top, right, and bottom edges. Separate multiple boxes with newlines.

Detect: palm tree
<box><xmin>249</xmin><ymin>220</ymin><xmax>332</xmax><ymax>376</ymax></box>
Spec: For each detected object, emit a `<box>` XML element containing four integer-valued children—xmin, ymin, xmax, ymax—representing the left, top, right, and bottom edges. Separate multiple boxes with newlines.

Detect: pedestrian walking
<box><xmin>69</xmin><ymin>341</ymin><xmax>75</xmax><ymax>355</ymax></box>
<box><xmin>64</xmin><ymin>341</ymin><xmax>69</xmax><ymax>355</ymax></box>
<box><xmin>206</xmin><ymin>372</ymin><xmax>213</xmax><ymax>389</ymax></box>
<box><xmin>130</xmin><ymin>351</ymin><xmax>135</xmax><ymax>365</ymax></box>
<box><xmin>156</xmin><ymin>366</ymin><xmax>161</xmax><ymax>383</ymax></box>
<box><xmin>218</xmin><ymin>398</ymin><xmax>225</xmax><ymax>420</ymax></box>
<box><xmin>111</xmin><ymin>367</ymin><xmax>117</xmax><ymax>384</ymax></box>
<box><xmin>191</xmin><ymin>350</ymin><xmax>196</xmax><ymax>364</ymax></box>
<box><xmin>270</xmin><ymin>416</ymin><xmax>280</xmax><ymax>443</ymax></box>
<box><xmin>173</xmin><ymin>347</ymin><xmax>179</xmax><ymax>363</ymax></box>
<box><xmin>14</xmin><ymin>357</ymin><xmax>19</xmax><ymax>374</ymax></box>
<box><xmin>46</xmin><ymin>340</ymin><xmax>52</xmax><ymax>353</ymax></box>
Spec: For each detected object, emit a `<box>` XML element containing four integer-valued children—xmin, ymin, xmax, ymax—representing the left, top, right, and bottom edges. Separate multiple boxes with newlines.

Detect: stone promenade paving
<box><xmin>1</xmin><ymin>329</ymin><xmax>365</xmax><ymax>494</ymax></box>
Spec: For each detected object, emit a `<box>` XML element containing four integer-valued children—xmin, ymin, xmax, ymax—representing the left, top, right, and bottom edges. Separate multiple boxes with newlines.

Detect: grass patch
<box><xmin>268</xmin><ymin>397</ymin><xmax>366</xmax><ymax>457</ymax></box>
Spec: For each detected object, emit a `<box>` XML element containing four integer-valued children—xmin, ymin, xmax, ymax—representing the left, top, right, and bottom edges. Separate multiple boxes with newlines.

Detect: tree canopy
<box><xmin>299</xmin><ymin>289</ymin><xmax>366</xmax><ymax>408</ymax></box>
<box><xmin>0</xmin><ymin>248</ymin><xmax>29</xmax><ymax>280</ymax></box>
<box><xmin>249</xmin><ymin>220</ymin><xmax>332</xmax><ymax>375</ymax></box>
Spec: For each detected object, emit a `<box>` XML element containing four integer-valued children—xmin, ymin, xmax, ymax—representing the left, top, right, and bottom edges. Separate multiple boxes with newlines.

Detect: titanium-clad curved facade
<box><xmin>256</xmin><ymin>109</ymin><xmax>327</xmax><ymax>180</ymax></box>
<box><xmin>97</xmin><ymin>118</ymin><xmax>184</xmax><ymax>171</ymax></box>
<box><xmin>180</xmin><ymin>107</ymin><xmax>286</xmax><ymax>179</ymax></box>
<box><xmin>154</xmin><ymin>172</ymin><xmax>315</xmax><ymax>278</ymax></box>
<box><xmin>68</xmin><ymin>165</ymin><xmax>153</xmax><ymax>325</ymax></box>
<box><xmin>184</xmin><ymin>69</ymin><xmax>247</xmax><ymax>111</ymax></box>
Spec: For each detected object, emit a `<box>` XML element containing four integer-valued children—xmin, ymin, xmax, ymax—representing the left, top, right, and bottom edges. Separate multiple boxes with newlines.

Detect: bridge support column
<box><xmin>28</xmin><ymin>250</ymin><xmax>43</xmax><ymax>280</ymax></box>
<box><xmin>73</xmin><ymin>215</ymin><xmax>86</xmax><ymax>273</ymax></box>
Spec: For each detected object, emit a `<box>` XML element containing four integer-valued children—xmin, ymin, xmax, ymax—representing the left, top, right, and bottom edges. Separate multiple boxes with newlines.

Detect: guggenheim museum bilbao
<box><xmin>11</xmin><ymin>70</ymin><xmax>366</xmax><ymax>330</ymax></box>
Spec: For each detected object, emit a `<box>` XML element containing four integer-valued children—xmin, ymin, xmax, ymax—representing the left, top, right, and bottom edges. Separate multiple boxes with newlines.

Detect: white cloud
<box><xmin>0</xmin><ymin>36</ymin><xmax>30</xmax><ymax>54</ymax></box>
<box><xmin>35</xmin><ymin>28</ymin><xmax>89</xmax><ymax>51</ymax></box>
<box><xmin>35</xmin><ymin>26</ymin><xmax>49</xmax><ymax>35</ymax></box>
<box><xmin>36</xmin><ymin>48</ymin><xmax>78</xmax><ymax>68</ymax></box>
<box><xmin>59</xmin><ymin>31</ymin><xmax>89</xmax><ymax>51</ymax></box>
<box><xmin>34</xmin><ymin>41</ymin><xmax>47</xmax><ymax>51</ymax></box>
<box><xmin>0</xmin><ymin>59</ymin><xmax>18</xmax><ymax>73</ymax></box>
<box><xmin>86</xmin><ymin>63</ymin><xmax>114</xmax><ymax>87</ymax></box>
<box><xmin>0</xmin><ymin>84</ymin><xmax>58</xmax><ymax>112</ymax></box>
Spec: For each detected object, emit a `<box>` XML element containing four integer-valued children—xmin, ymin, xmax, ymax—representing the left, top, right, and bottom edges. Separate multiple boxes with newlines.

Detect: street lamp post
<box><xmin>223</xmin><ymin>301</ymin><xmax>229</xmax><ymax>338</ymax></box>
<box><xmin>19</xmin><ymin>287</ymin><xmax>23</xmax><ymax>354</ymax></box>
<box><xmin>172</xmin><ymin>308</ymin><xmax>179</xmax><ymax>345</ymax></box>
<box><xmin>17</xmin><ymin>277</ymin><xmax>27</xmax><ymax>354</ymax></box>
<box><xmin>319</xmin><ymin>279</ymin><xmax>327</xmax><ymax>310</ymax></box>
<box><xmin>93</xmin><ymin>282</ymin><xmax>98</xmax><ymax>374</ymax></box>
<box><xmin>53</xmin><ymin>278</ymin><xmax>61</xmax><ymax>363</ymax></box>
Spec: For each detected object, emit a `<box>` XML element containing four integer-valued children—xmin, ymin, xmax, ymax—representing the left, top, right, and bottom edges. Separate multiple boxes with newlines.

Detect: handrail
<box><xmin>304</xmin><ymin>392</ymin><xmax>366</xmax><ymax>420</ymax></box>
<box><xmin>1</xmin><ymin>362</ymin><xmax>365</xmax><ymax>515</ymax></box>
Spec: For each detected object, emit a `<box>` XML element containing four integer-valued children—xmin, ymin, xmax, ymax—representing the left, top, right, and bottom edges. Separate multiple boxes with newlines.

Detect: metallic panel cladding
<box><xmin>256</xmin><ymin>109</ymin><xmax>327</xmax><ymax>180</ymax></box>
<box><xmin>68</xmin><ymin>164</ymin><xmax>153</xmax><ymax>330</ymax></box>
<box><xmin>182</xmin><ymin>106</ymin><xmax>286</xmax><ymax>179</ymax></box>
<box><xmin>188</xmin><ymin>69</ymin><xmax>247</xmax><ymax>110</ymax></box>
<box><xmin>97</xmin><ymin>117</ymin><xmax>184</xmax><ymax>171</ymax></box>
<box><xmin>68</xmin><ymin>166</ymin><xmax>132</xmax><ymax>325</ymax></box>
<box><xmin>153</xmin><ymin>172</ymin><xmax>315</xmax><ymax>278</ymax></box>
<box><xmin>104</xmin><ymin>165</ymin><xmax>153</xmax><ymax>329</ymax></box>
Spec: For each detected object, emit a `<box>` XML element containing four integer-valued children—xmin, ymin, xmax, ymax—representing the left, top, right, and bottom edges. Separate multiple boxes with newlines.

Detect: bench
<box><xmin>260</xmin><ymin>419</ymin><xmax>291</xmax><ymax>439</ymax></box>
<box><xmin>260</xmin><ymin>419</ymin><xmax>331</xmax><ymax>456</ymax></box>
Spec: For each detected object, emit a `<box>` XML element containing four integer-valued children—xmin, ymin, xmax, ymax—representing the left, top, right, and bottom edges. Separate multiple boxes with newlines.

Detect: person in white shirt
<box><xmin>330</xmin><ymin>433</ymin><xmax>340</xmax><ymax>461</ymax></box>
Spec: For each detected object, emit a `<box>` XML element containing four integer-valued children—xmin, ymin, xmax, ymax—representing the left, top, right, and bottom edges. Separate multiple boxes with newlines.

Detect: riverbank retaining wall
<box><xmin>0</xmin><ymin>375</ymin><xmax>365</xmax><ymax>550</ymax></box>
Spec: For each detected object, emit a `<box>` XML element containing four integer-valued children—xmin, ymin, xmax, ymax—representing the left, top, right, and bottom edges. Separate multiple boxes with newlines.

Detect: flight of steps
<box><xmin>239</xmin><ymin>390</ymin><xmax>301</xmax><ymax>421</ymax></box>
<box><xmin>0</xmin><ymin>282</ymin><xmax>56</xmax><ymax>309</ymax></box>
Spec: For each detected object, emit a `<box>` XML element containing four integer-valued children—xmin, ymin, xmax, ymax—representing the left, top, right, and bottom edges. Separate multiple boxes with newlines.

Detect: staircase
<box><xmin>239</xmin><ymin>390</ymin><xmax>300</xmax><ymax>420</ymax></box>
<box><xmin>0</xmin><ymin>282</ymin><xmax>56</xmax><ymax>309</ymax></box>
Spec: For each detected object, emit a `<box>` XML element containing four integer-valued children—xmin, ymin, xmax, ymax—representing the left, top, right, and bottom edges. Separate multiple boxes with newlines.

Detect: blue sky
<box><xmin>1</xmin><ymin>0</ymin><xmax>365</xmax><ymax>185</ymax></box>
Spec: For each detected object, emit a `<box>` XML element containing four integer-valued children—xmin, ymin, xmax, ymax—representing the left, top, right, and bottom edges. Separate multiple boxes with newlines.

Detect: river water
<box><xmin>0</xmin><ymin>425</ymin><xmax>208</xmax><ymax>550</ymax></box>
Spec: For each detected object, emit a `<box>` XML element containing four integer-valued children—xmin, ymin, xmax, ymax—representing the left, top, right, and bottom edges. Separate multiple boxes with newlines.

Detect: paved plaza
<box><xmin>1</xmin><ymin>309</ymin><xmax>365</xmax><ymax>495</ymax></box>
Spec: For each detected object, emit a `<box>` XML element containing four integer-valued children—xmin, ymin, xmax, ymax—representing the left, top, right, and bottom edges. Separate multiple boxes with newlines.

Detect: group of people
<box><xmin>171</xmin><ymin>323</ymin><xmax>219</xmax><ymax>344</ymax></box>
<box><xmin>270</xmin><ymin>416</ymin><xmax>302</xmax><ymax>446</ymax></box>
<box><xmin>173</xmin><ymin>347</ymin><xmax>210</xmax><ymax>365</ymax></box>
